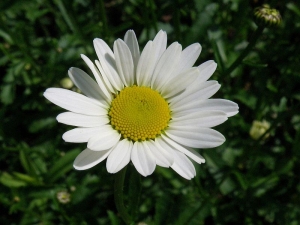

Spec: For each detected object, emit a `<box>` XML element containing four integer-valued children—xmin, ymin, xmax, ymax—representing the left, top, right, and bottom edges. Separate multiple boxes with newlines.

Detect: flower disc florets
<box><xmin>109</xmin><ymin>86</ymin><xmax>171</xmax><ymax>142</ymax></box>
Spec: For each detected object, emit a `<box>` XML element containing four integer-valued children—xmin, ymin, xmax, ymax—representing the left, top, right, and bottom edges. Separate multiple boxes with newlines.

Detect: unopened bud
<box><xmin>13</xmin><ymin>196</ymin><xmax>20</xmax><ymax>202</ymax></box>
<box><xmin>249</xmin><ymin>120</ymin><xmax>271</xmax><ymax>140</ymax></box>
<box><xmin>60</xmin><ymin>78</ymin><xmax>73</xmax><ymax>89</ymax></box>
<box><xmin>254</xmin><ymin>4</ymin><xmax>282</xmax><ymax>27</ymax></box>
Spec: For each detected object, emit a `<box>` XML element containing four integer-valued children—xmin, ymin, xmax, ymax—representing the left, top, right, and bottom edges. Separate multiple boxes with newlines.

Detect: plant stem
<box><xmin>99</xmin><ymin>0</ymin><xmax>109</xmax><ymax>41</ymax></box>
<box><xmin>144</xmin><ymin>0</ymin><xmax>151</xmax><ymax>40</ymax></box>
<box><xmin>128</xmin><ymin>167</ymin><xmax>142</xmax><ymax>220</ymax></box>
<box><xmin>55</xmin><ymin>0</ymin><xmax>76</xmax><ymax>33</ymax></box>
<box><xmin>54</xmin><ymin>0</ymin><xmax>89</xmax><ymax>52</ymax></box>
<box><xmin>211</xmin><ymin>39</ymin><xmax>225</xmax><ymax>73</ymax></box>
<box><xmin>149</xmin><ymin>0</ymin><xmax>158</xmax><ymax>33</ymax></box>
<box><xmin>223</xmin><ymin>25</ymin><xmax>265</xmax><ymax>76</ymax></box>
<box><xmin>174</xmin><ymin>0</ymin><xmax>181</xmax><ymax>42</ymax></box>
<box><xmin>114</xmin><ymin>166</ymin><xmax>132</xmax><ymax>225</ymax></box>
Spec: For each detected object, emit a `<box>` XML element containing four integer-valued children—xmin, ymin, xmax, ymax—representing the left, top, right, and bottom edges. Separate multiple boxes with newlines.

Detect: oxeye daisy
<box><xmin>44</xmin><ymin>30</ymin><xmax>238</xmax><ymax>180</ymax></box>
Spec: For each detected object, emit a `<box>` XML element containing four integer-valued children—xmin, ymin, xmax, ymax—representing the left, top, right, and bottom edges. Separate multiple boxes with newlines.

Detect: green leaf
<box><xmin>233</xmin><ymin>90</ymin><xmax>257</xmax><ymax>110</ymax></box>
<box><xmin>46</xmin><ymin>149</ymin><xmax>80</xmax><ymax>183</ymax></box>
<box><xmin>203</xmin><ymin>150</ymin><xmax>226</xmax><ymax>172</ymax></box>
<box><xmin>232</xmin><ymin>171</ymin><xmax>248</xmax><ymax>190</ymax></box>
<box><xmin>0</xmin><ymin>84</ymin><xmax>15</xmax><ymax>105</ymax></box>
<box><xmin>28</xmin><ymin>117</ymin><xmax>56</xmax><ymax>133</ymax></box>
<box><xmin>243</xmin><ymin>59</ymin><xmax>268</xmax><ymax>68</ymax></box>
<box><xmin>0</xmin><ymin>172</ymin><xmax>28</xmax><ymax>188</ymax></box>
<box><xmin>1</xmin><ymin>70</ymin><xmax>15</xmax><ymax>105</ymax></box>
<box><xmin>266</xmin><ymin>79</ymin><xmax>278</xmax><ymax>92</ymax></box>
<box><xmin>25</xmin><ymin>8</ymin><xmax>49</xmax><ymax>22</ymax></box>
<box><xmin>176</xmin><ymin>199</ymin><xmax>211</xmax><ymax>225</ymax></box>
<box><xmin>0</xmin><ymin>29</ymin><xmax>12</xmax><ymax>43</ymax></box>
<box><xmin>219</xmin><ymin>177</ymin><xmax>236</xmax><ymax>195</ymax></box>
<box><xmin>12</xmin><ymin>172</ymin><xmax>40</xmax><ymax>185</ymax></box>
<box><xmin>251</xmin><ymin>175</ymin><xmax>279</xmax><ymax>197</ymax></box>
<box><xmin>208</xmin><ymin>29</ymin><xmax>227</xmax><ymax>72</ymax></box>
<box><xmin>287</xmin><ymin>3</ymin><xmax>300</xmax><ymax>17</ymax></box>
<box><xmin>107</xmin><ymin>210</ymin><xmax>121</xmax><ymax>225</ymax></box>
<box><xmin>19</xmin><ymin>147</ymin><xmax>37</xmax><ymax>177</ymax></box>
<box><xmin>276</xmin><ymin>159</ymin><xmax>294</xmax><ymax>175</ymax></box>
<box><xmin>154</xmin><ymin>192</ymin><xmax>174</xmax><ymax>225</ymax></box>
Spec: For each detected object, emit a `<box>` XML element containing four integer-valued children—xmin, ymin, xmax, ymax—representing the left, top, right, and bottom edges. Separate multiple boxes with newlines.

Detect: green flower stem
<box><xmin>174</xmin><ymin>0</ymin><xmax>181</xmax><ymax>42</ymax></box>
<box><xmin>223</xmin><ymin>25</ymin><xmax>265</xmax><ymax>76</ymax></box>
<box><xmin>128</xmin><ymin>167</ymin><xmax>142</xmax><ymax>220</ymax></box>
<box><xmin>99</xmin><ymin>0</ymin><xmax>109</xmax><ymax>41</ymax></box>
<box><xmin>149</xmin><ymin>0</ymin><xmax>158</xmax><ymax>33</ymax></box>
<box><xmin>211</xmin><ymin>39</ymin><xmax>226</xmax><ymax>73</ymax></box>
<box><xmin>55</xmin><ymin>0</ymin><xmax>79</xmax><ymax>34</ymax></box>
<box><xmin>54</xmin><ymin>0</ymin><xmax>88</xmax><ymax>52</ymax></box>
<box><xmin>114</xmin><ymin>166</ymin><xmax>132</xmax><ymax>225</ymax></box>
<box><xmin>144</xmin><ymin>0</ymin><xmax>151</xmax><ymax>40</ymax></box>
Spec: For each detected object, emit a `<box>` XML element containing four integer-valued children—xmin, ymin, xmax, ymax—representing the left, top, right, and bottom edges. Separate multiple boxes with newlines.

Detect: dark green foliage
<box><xmin>1</xmin><ymin>0</ymin><xmax>300</xmax><ymax>224</ymax></box>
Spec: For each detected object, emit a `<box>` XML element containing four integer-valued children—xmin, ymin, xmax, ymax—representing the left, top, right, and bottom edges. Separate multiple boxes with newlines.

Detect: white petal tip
<box><xmin>73</xmin><ymin>149</ymin><xmax>111</xmax><ymax>170</ymax></box>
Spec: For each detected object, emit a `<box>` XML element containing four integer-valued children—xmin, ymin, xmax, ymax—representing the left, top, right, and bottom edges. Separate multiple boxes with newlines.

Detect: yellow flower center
<box><xmin>109</xmin><ymin>86</ymin><xmax>171</xmax><ymax>142</ymax></box>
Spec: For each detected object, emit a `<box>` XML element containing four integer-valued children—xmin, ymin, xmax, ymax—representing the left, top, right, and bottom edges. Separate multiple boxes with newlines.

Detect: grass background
<box><xmin>1</xmin><ymin>0</ymin><xmax>300</xmax><ymax>224</ymax></box>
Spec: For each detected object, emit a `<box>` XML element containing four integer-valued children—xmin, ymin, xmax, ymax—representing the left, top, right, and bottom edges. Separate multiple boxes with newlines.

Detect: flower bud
<box><xmin>254</xmin><ymin>4</ymin><xmax>282</xmax><ymax>27</ymax></box>
<box><xmin>60</xmin><ymin>77</ymin><xmax>74</xmax><ymax>89</ymax></box>
<box><xmin>249</xmin><ymin>120</ymin><xmax>271</xmax><ymax>140</ymax></box>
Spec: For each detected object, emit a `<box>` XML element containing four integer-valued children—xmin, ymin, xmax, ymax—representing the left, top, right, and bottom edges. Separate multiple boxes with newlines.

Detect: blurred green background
<box><xmin>1</xmin><ymin>0</ymin><xmax>300</xmax><ymax>224</ymax></box>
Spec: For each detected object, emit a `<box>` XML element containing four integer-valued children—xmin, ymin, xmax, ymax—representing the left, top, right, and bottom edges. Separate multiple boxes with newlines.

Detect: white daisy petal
<box><xmin>151</xmin><ymin>42</ymin><xmax>182</xmax><ymax>91</ymax></box>
<box><xmin>44</xmin><ymin>88</ymin><xmax>107</xmax><ymax>116</ymax></box>
<box><xmin>62</xmin><ymin>127</ymin><xmax>102</xmax><ymax>143</ymax></box>
<box><xmin>136</xmin><ymin>41</ymin><xmax>155</xmax><ymax>86</ymax></box>
<box><xmin>171</xmin><ymin>110</ymin><xmax>228</xmax><ymax>128</ymax></box>
<box><xmin>161</xmin><ymin>67</ymin><xmax>200</xmax><ymax>98</ymax></box>
<box><xmin>172</xmin><ymin>99</ymin><xmax>239</xmax><ymax>118</ymax></box>
<box><xmin>80</xmin><ymin>54</ymin><xmax>112</xmax><ymax>102</ymax></box>
<box><xmin>106</xmin><ymin>139</ymin><xmax>133</xmax><ymax>173</ymax></box>
<box><xmin>171</xmin><ymin>150</ymin><xmax>196</xmax><ymax>180</ymax></box>
<box><xmin>136</xmin><ymin>41</ymin><xmax>154</xmax><ymax>86</ymax></box>
<box><xmin>161</xmin><ymin>134</ymin><xmax>205</xmax><ymax>164</ymax></box>
<box><xmin>124</xmin><ymin>30</ymin><xmax>140</xmax><ymax>70</ymax></box>
<box><xmin>155</xmin><ymin>136</ymin><xmax>200</xmax><ymax>178</ymax></box>
<box><xmin>197</xmin><ymin>99</ymin><xmax>239</xmax><ymax>117</ymax></box>
<box><xmin>94</xmin><ymin>59</ymin><xmax>116</xmax><ymax>94</ymax></box>
<box><xmin>131</xmin><ymin>142</ymin><xmax>156</xmax><ymax>177</ymax></box>
<box><xmin>197</xmin><ymin>60</ymin><xmax>218</xmax><ymax>83</ymax></box>
<box><xmin>113</xmin><ymin>39</ymin><xmax>134</xmax><ymax>86</ymax></box>
<box><xmin>74</xmin><ymin>148</ymin><xmax>112</xmax><ymax>170</ymax></box>
<box><xmin>170</xmin><ymin>81</ymin><xmax>221</xmax><ymax>108</ymax></box>
<box><xmin>137</xmin><ymin>30</ymin><xmax>168</xmax><ymax>86</ymax></box>
<box><xmin>87</xmin><ymin>125</ymin><xmax>121</xmax><ymax>151</ymax></box>
<box><xmin>152</xmin><ymin>30</ymin><xmax>167</xmax><ymax>62</ymax></box>
<box><xmin>57</xmin><ymin>112</ymin><xmax>109</xmax><ymax>127</ymax></box>
<box><xmin>176</xmin><ymin>43</ymin><xmax>202</xmax><ymax>74</ymax></box>
<box><xmin>68</xmin><ymin>67</ymin><xmax>107</xmax><ymax>105</ymax></box>
<box><xmin>146</xmin><ymin>140</ymin><xmax>173</xmax><ymax>167</ymax></box>
<box><xmin>136</xmin><ymin>31</ymin><xmax>168</xmax><ymax>87</ymax></box>
<box><xmin>165</xmin><ymin>127</ymin><xmax>225</xmax><ymax>148</ymax></box>
<box><xmin>93</xmin><ymin>38</ymin><xmax>123</xmax><ymax>90</ymax></box>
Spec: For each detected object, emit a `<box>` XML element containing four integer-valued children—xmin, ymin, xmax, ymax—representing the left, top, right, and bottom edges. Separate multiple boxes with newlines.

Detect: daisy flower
<box><xmin>44</xmin><ymin>30</ymin><xmax>238</xmax><ymax>180</ymax></box>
